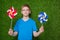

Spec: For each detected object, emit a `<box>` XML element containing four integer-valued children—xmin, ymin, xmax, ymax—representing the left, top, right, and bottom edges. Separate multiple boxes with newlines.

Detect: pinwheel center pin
<box><xmin>10</xmin><ymin>11</ymin><xmax>13</xmax><ymax>15</ymax></box>
<box><xmin>42</xmin><ymin>16</ymin><xmax>45</xmax><ymax>19</ymax></box>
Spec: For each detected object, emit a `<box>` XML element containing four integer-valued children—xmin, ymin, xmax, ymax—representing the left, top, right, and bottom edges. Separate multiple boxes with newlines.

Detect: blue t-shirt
<box><xmin>14</xmin><ymin>18</ymin><xmax>37</xmax><ymax>40</ymax></box>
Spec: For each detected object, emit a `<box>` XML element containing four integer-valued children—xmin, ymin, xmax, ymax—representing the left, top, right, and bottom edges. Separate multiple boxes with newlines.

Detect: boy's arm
<box><xmin>8</xmin><ymin>28</ymin><xmax>18</xmax><ymax>36</ymax></box>
<box><xmin>33</xmin><ymin>26</ymin><xmax>44</xmax><ymax>37</ymax></box>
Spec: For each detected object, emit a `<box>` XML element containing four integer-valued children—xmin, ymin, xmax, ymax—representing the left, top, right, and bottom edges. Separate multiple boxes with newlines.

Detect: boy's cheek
<box><xmin>21</xmin><ymin>11</ymin><xmax>30</xmax><ymax>16</ymax></box>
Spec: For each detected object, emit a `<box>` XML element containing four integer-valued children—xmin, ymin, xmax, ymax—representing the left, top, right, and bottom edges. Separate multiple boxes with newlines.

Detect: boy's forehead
<box><xmin>22</xmin><ymin>7</ymin><xmax>30</xmax><ymax>9</ymax></box>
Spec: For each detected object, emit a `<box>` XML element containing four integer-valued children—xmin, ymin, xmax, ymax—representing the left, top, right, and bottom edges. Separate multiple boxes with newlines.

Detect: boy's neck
<box><xmin>22</xmin><ymin>16</ymin><xmax>29</xmax><ymax>21</ymax></box>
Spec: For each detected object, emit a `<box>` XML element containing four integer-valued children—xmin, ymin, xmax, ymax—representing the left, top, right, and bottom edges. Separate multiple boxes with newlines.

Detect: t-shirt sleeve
<box><xmin>32</xmin><ymin>21</ymin><xmax>37</xmax><ymax>31</ymax></box>
<box><xmin>14</xmin><ymin>21</ymin><xmax>19</xmax><ymax>32</ymax></box>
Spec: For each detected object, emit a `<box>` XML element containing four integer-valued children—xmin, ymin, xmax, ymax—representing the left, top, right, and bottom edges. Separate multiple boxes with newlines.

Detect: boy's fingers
<box><xmin>39</xmin><ymin>26</ymin><xmax>44</xmax><ymax>32</ymax></box>
<box><xmin>8</xmin><ymin>29</ymin><xmax>13</xmax><ymax>35</ymax></box>
<box><xmin>40</xmin><ymin>26</ymin><xmax>43</xmax><ymax>30</ymax></box>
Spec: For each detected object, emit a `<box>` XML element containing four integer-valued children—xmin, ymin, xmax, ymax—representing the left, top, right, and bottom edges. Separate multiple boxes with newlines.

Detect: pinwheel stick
<box><xmin>40</xmin><ymin>22</ymin><xmax>43</xmax><ymax>26</ymax></box>
<box><xmin>41</xmin><ymin>23</ymin><xmax>43</xmax><ymax>26</ymax></box>
<box><xmin>10</xmin><ymin>19</ymin><xmax>13</xmax><ymax>29</ymax></box>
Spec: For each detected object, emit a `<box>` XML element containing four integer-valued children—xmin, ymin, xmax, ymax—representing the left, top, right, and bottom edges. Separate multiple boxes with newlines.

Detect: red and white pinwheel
<box><xmin>7</xmin><ymin>6</ymin><xmax>17</xmax><ymax>19</ymax></box>
<box><xmin>7</xmin><ymin>6</ymin><xmax>17</xmax><ymax>28</ymax></box>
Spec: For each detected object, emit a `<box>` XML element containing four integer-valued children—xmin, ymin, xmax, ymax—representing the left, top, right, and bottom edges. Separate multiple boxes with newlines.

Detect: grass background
<box><xmin>0</xmin><ymin>0</ymin><xmax>60</xmax><ymax>40</ymax></box>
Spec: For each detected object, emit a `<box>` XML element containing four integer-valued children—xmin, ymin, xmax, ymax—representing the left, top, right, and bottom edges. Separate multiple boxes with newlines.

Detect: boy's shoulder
<box><xmin>29</xmin><ymin>18</ymin><xmax>36</xmax><ymax>23</ymax></box>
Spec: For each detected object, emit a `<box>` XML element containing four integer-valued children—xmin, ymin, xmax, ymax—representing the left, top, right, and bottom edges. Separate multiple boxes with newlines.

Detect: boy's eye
<box><xmin>22</xmin><ymin>10</ymin><xmax>25</xmax><ymax>11</ymax></box>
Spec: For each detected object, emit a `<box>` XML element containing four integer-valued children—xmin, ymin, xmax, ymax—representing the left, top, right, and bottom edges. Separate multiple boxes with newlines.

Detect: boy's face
<box><xmin>21</xmin><ymin>6</ymin><xmax>31</xmax><ymax>17</ymax></box>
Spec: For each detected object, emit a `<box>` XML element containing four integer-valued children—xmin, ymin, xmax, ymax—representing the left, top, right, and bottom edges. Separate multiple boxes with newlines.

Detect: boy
<box><xmin>8</xmin><ymin>4</ymin><xmax>44</xmax><ymax>40</ymax></box>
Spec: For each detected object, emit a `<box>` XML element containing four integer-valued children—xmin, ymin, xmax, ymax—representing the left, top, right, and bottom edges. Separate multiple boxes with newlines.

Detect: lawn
<box><xmin>0</xmin><ymin>0</ymin><xmax>60</xmax><ymax>40</ymax></box>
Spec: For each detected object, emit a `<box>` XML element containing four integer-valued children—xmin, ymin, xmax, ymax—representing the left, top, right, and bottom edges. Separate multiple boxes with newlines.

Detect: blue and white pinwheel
<box><xmin>38</xmin><ymin>12</ymin><xmax>48</xmax><ymax>24</ymax></box>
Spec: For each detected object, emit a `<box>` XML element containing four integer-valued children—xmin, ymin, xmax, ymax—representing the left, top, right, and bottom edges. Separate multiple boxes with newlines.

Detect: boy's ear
<box><xmin>29</xmin><ymin>11</ymin><xmax>31</xmax><ymax>14</ymax></box>
<box><xmin>21</xmin><ymin>11</ymin><xmax>22</xmax><ymax>14</ymax></box>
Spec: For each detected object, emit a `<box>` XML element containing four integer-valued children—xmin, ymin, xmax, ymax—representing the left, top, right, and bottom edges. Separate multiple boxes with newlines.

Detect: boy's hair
<box><xmin>21</xmin><ymin>4</ymin><xmax>31</xmax><ymax>11</ymax></box>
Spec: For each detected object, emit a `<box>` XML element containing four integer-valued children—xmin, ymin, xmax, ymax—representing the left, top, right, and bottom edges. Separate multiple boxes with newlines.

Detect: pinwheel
<box><xmin>7</xmin><ymin>6</ymin><xmax>17</xmax><ymax>28</ymax></box>
<box><xmin>38</xmin><ymin>12</ymin><xmax>48</xmax><ymax>25</ymax></box>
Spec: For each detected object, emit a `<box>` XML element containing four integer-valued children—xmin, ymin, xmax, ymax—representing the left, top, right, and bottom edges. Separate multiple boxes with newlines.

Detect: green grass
<box><xmin>0</xmin><ymin>0</ymin><xmax>60</xmax><ymax>40</ymax></box>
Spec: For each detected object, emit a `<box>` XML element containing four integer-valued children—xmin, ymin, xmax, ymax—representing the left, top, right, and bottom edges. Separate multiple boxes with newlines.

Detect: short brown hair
<box><xmin>21</xmin><ymin>4</ymin><xmax>31</xmax><ymax>11</ymax></box>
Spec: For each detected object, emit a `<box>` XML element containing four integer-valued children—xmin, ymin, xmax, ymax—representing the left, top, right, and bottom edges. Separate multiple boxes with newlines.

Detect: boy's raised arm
<box><xmin>33</xmin><ymin>26</ymin><xmax>44</xmax><ymax>37</ymax></box>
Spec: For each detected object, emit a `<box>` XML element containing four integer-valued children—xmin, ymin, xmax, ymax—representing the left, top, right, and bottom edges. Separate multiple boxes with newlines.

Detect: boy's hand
<box><xmin>39</xmin><ymin>26</ymin><xmax>44</xmax><ymax>33</ymax></box>
<box><xmin>8</xmin><ymin>28</ymin><xmax>13</xmax><ymax>36</ymax></box>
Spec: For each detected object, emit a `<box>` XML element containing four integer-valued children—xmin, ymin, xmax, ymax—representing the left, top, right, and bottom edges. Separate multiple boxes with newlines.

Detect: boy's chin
<box><xmin>23</xmin><ymin>15</ymin><xmax>29</xmax><ymax>17</ymax></box>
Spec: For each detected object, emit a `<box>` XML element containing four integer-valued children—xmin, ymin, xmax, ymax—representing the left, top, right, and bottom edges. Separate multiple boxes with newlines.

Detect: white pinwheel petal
<box><xmin>40</xmin><ymin>21</ymin><xmax>43</xmax><ymax>23</ymax></box>
<box><xmin>14</xmin><ymin>13</ymin><xmax>17</xmax><ymax>16</ymax></box>
<box><xmin>38</xmin><ymin>15</ymin><xmax>41</xmax><ymax>17</ymax></box>
<box><xmin>45</xmin><ymin>19</ymin><xmax>48</xmax><ymax>21</ymax></box>
<box><xmin>44</xmin><ymin>12</ymin><xmax>47</xmax><ymax>17</ymax></box>
<box><xmin>9</xmin><ymin>14</ymin><xmax>12</xmax><ymax>19</ymax></box>
<box><xmin>12</xmin><ymin>6</ymin><xmax>14</xmax><ymax>12</ymax></box>
<box><xmin>7</xmin><ymin>9</ymin><xmax>11</xmax><ymax>12</ymax></box>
